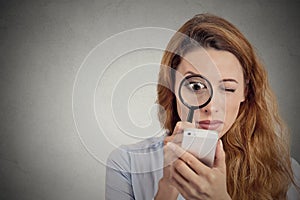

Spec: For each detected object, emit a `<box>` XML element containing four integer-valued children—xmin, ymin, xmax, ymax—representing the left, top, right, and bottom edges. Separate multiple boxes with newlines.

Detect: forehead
<box><xmin>176</xmin><ymin>48</ymin><xmax>244</xmax><ymax>82</ymax></box>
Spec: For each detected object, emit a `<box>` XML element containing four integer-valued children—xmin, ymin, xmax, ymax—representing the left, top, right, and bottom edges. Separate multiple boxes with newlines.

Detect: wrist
<box><xmin>154</xmin><ymin>178</ymin><xmax>178</xmax><ymax>200</ymax></box>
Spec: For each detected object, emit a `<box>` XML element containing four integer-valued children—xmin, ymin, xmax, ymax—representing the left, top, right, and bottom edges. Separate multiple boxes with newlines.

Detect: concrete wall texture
<box><xmin>1</xmin><ymin>0</ymin><xmax>299</xmax><ymax>199</ymax></box>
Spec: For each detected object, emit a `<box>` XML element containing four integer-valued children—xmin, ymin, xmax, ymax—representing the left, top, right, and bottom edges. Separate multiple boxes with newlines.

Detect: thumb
<box><xmin>213</xmin><ymin>139</ymin><xmax>226</xmax><ymax>173</ymax></box>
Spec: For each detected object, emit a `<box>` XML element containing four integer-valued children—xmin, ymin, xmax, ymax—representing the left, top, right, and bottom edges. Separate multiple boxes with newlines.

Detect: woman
<box><xmin>105</xmin><ymin>13</ymin><xmax>300</xmax><ymax>200</ymax></box>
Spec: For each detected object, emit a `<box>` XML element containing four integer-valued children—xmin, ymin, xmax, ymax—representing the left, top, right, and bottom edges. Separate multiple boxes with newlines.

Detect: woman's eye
<box><xmin>187</xmin><ymin>82</ymin><xmax>207</xmax><ymax>92</ymax></box>
<box><xmin>220</xmin><ymin>87</ymin><xmax>236</xmax><ymax>93</ymax></box>
<box><xmin>225</xmin><ymin>89</ymin><xmax>235</xmax><ymax>92</ymax></box>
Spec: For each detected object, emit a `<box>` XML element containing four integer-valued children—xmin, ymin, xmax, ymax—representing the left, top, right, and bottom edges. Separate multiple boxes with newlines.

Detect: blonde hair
<box><xmin>157</xmin><ymin>13</ymin><xmax>298</xmax><ymax>199</ymax></box>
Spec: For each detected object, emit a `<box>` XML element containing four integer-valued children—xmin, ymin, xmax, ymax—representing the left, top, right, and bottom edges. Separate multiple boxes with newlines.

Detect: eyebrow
<box><xmin>220</xmin><ymin>79</ymin><xmax>238</xmax><ymax>83</ymax></box>
<box><xmin>183</xmin><ymin>71</ymin><xmax>239</xmax><ymax>84</ymax></box>
<box><xmin>184</xmin><ymin>71</ymin><xmax>198</xmax><ymax>76</ymax></box>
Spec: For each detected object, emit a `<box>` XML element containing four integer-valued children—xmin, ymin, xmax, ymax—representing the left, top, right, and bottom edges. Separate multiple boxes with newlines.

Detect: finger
<box><xmin>163</xmin><ymin>165</ymin><xmax>172</xmax><ymax>179</ymax></box>
<box><xmin>172</xmin><ymin>166</ymin><xmax>189</xmax><ymax>185</ymax></box>
<box><xmin>172</xmin><ymin>121</ymin><xmax>195</xmax><ymax>136</ymax></box>
<box><xmin>164</xmin><ymin>145</ymin><xmax>178</xmax><ymax>167</ymax></box>
<box><xmin>170</xmin><ymin>176</ymin><xmax>187</xmax><ymax>197</ymax></box>
<box><xmin>171</xmin><ymin>169</ymin><xmax>203</xmax><ymax>200</ymax></box>
<box><xmin>164</xmin><ymin>121</ymin><xmax>195</xmax><ymax>146</ymax></box>
<box><xmin>213</xmin><ymin>140</ymin><xmax>226</xmax><ymax>173</ymax></box>
<box><xmin>173</xmin><ymin>122</ymin><xmax>184</xmax><ymax>136</ymax></box>
<box><xmin>167</xmin><ymin>142</ymin><xmax>210</xmax><ymax>175</ymax></box>
<box><xmin>170</xmin><ymin>167</ymin><xmax>193</xmax><ymax>199</ymax></box>
<box><xmin>172</xmin><ymin>158</ymin><xmax>196</xmax><ymax>180</ymax></box>
<box><xmin>164</xmin><ymin>134</ymin><xmax>183</xmax><ymax>145</ymax></box>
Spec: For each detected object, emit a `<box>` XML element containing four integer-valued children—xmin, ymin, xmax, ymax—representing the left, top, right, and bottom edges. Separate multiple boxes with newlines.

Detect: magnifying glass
<box><xmin>178</xmin><ymin>74</ymin><xmax>213</xmax><ymax>123</ymax></box>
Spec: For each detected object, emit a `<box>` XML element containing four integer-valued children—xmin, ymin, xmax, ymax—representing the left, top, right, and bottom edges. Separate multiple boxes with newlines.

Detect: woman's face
<box><xmin>174</xmin><ymin>48</ymin><xmax>245</xmax><ymax>138</ymax></box>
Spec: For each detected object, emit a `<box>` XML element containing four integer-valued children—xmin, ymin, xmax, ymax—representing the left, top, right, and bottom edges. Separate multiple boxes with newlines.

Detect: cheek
<box><xmin>175</xmin><ymin>81</ymin><xmax>189</xmax><ymax>121</ymax></box>
<box><xmin>220</xmin><ymin>97</ymin><xmax>241</xmax><ymax>137</ymax></box>
<box><xmin>176</xmin><ymin>99</ymin><xmax>181</xmax><ymax>118</ymax></box>
<box><xmin>176</xmin><ymin>99</ymin><xmax>187</xmax><ymax>121</ymax></box>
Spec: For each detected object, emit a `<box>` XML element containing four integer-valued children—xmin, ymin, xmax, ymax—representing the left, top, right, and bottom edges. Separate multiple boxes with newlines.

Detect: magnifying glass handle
<box><xmin>187</xmin><ymin>109</ymin><xmax>195</xmax><ymax>123</ymax></box>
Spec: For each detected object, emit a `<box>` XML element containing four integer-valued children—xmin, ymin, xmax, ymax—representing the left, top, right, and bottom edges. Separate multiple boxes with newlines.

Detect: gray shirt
<box><xmin>105</xmin><ymin>135</ymin><xmax>300</xmax><ymax>200</ymax></box>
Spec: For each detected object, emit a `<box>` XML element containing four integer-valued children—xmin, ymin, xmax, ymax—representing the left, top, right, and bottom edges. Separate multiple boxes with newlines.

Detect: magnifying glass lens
<box><xmin>180</xmin><ymin>76</ymin><xmax>212</xmax><ymax>107</ymax></box>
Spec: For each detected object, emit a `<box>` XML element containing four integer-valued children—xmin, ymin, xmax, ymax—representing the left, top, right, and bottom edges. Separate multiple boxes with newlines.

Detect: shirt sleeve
<box><xmin>105</xmin><ymin>147</ymin><xmax>135</xmax><ymax>200</ymax></box>
<box><xmin>287</xmin><ymin>158</ymin><xmax>300</xmax><ymax>200</ymax></box>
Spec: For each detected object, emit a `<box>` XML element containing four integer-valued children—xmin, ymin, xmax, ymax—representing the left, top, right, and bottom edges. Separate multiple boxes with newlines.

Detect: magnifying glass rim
<box><xmin>178</xmin><ymin>74</ymin><xmax>213</xmax><ymax>110</ymax></box>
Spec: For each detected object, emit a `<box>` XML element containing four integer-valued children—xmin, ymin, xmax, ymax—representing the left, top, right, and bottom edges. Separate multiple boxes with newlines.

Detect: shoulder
<box><xmin>108</xmin><ymin>135</ymin><xmax>164</xmax><ymax>157</ymax></box>
<box><xmin>122</xmin><ymin>135</ymin><xmax>165</xmax><ymax>152</ymax></box>
<box><xmin>106</xmin><ymin>135</ymin><xmax>165</xmax><ymax>173</ymax></box>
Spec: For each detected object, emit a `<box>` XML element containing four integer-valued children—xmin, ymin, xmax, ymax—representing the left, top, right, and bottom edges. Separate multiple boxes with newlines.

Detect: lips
<box><xmin>197</xmin><ymin>120</ymin><xmax>223</xmax><ymax>130</ymax></box>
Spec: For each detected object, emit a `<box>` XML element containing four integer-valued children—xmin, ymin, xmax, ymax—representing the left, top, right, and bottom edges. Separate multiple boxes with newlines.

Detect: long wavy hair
<box><xmin>157</xmin><ymin>13</ymin><xmax>298</xmax><ymax>199</ymax></box>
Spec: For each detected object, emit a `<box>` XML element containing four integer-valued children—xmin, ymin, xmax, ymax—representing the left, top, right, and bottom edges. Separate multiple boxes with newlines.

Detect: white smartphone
<box><xmin>181</xmin><ymin>128</ymin><xmax>218</xmax><ymax>167</ymax></box>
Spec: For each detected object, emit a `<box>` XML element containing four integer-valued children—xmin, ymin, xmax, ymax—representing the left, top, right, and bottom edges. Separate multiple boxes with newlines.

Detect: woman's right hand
<box><xmin>154</xmin><ymin>121</ymin><xmax>195</xmax><ymax>200</ymax></box>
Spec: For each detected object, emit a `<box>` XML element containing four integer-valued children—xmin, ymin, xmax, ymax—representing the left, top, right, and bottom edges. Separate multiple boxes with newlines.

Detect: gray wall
<box><xmin>1</xmin><ymin>0</ymin><xmax>299</xmax><ymax>199</ymax></box>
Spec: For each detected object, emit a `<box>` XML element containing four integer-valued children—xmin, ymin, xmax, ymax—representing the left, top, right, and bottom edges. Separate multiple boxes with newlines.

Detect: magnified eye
<box><xmin>186</xmin><ymin>81</ymin><xmax>207</xmax><ymax>92</ymax></box>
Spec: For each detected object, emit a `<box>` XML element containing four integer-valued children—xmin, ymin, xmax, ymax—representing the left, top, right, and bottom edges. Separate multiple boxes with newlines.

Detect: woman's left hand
<box><xmin>166</xmin><ymin>140</ymin><xmax>231</xmax><ymax>200</ymax></box>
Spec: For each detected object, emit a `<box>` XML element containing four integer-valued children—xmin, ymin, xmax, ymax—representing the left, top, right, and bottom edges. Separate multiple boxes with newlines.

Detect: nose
<box><xmin>200</xmin><ymin>90</ymin><xmax>224</xmax><ymax>115</ymax></box>
<box><xmin>201</xmin><ymin>101</ymin><xmax>218</xmax><ymax>114</ymax></box>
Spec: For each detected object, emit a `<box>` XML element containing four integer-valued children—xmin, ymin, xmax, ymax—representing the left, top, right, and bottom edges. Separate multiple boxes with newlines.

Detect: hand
<box><xmin>155</xmin><ymin>121</ymin><xmax>194</xmax><ymax>200</ymax></box>
<box><xmin>166</xmin><ymin>139</ymin><xmax>231</xmax><ymax>200</ymax></box>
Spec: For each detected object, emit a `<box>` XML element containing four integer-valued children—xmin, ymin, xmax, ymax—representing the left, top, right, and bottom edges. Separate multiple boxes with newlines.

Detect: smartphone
<box><xmin>181</xmin><ymin>128</ymin><xmax>218</xmax><ymax>167</ymax></box>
